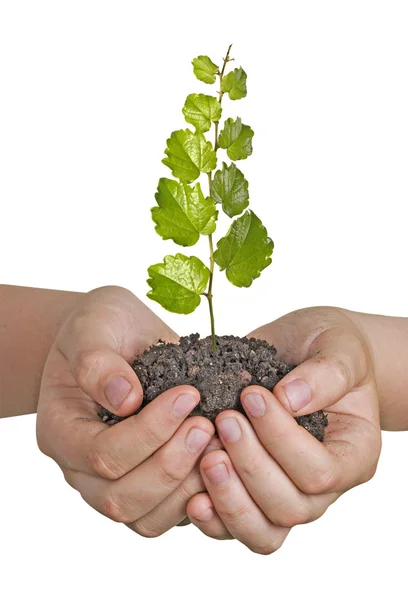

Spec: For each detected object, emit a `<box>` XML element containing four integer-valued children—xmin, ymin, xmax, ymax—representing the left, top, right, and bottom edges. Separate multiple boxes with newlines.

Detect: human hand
<box><xmin>37</xmin><ymin>286</ymin><xmax>215</xmax><ymax>537</ymax></box>
<box><xmin>186</xmin><ymin>307</ymin><xmax>381</xmax><ymax>553</ymax></box>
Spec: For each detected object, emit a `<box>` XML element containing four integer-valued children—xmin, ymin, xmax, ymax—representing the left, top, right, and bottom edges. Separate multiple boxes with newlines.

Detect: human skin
<box><xmin>2</xmin><ymin>286</ymin><xmax>408</xmax><ymax>550</ymax></box>
<box><xmin>35</xmin><ymin>286</ymin><xmax>216</xmax><ymax>536</ymax></box>
<box><xmin>0</xmin><ymin>285</ymin><xmax>81</xmax><ymax>418</ymax></box>
<box><xmin>186</xmin><ymin>307</ymin><xmax>408</xmax><ymax>551</ymax></box>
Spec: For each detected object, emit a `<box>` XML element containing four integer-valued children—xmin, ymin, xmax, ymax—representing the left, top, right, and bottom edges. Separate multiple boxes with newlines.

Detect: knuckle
<box><xmin>239</xmin><ymin>454</ymin><xmax>263</xmax><ymax>479</ymax></box>
<box><xmin>132</xmin><ymin>517</ymin><xmax>163</xmax><ymax>539</ymax></box>
<box><xmin>362</xmin><ymin>458</ymin><xmax>379</xmax><ymax>484</ymax></box>
<box><xmin>332</xmin><ymin>355</ymin><xmax>353</xmax><ymax>392</ymax></box>
<box><xmin>88</xmin><ymin>446</ymin><xmax>123</xmax><ymax>480</ymax></box>
<box><xmin>88</xmin><ymin>285</ymin><xmax>125</xmax><ymax>299</ymax></box>
<box><xmin>273</xmin><ymin>506</ymin><xmax>310</xmax><ymax>528</ymax></box>
<box><xmin>36</xmin><ymin>415</ymin><xmax>57</xmax><ymax>460</ymax></box>
<box><xmin>156</xmin><ymin>457</ymin><xmax>185</xmax><ymax>491</ymax></box>
<box><xmin>62</xmin><ymin>469</ymin><xmax>76</xmax><ymax>490</ymax></box>
<box><xmin>212</xmin><ymin>532</ymin><xmax>233</xmax><ymax>541</ymax></box>
<box><xmin>140</xmin><ymin>422</ymin><xmax>167</xmax><ymax>452</ymax></box>
<box><xmin>102</xmin><ymin>493</ymin><xmax>133</xmax><ymax>523</ymax></box>
<box><xmin>175</xmin><ymin>471</ymin><xmax>205</xmax><ymax>501</ymax></box>
<box><xmin>219</xmin><ymin>504</ymin><xmax>248</xmax><ymax>525</ymax></box>
<box><xmin>251</xmin><ymin>537</ymin><xmax>283</xmax><ymax>556</ymax></box>
<box><xmin>301</xmin><ymin>468</ymin><xmax>336</xmax><ymax>495</ymax></box>
<box><xmin>200</xmin><ymin>449</ymin><xmax>228</xmax><ymax>472</ymax></box>
<box><xmin>72</xmin><ymin>348</ymin><xmax>106</xmax><ymax>389</ymax></box>
<box><xmin>36</xmin><ymin>430</ymin><xmax>50</xmax><ymax>458</ymax></box>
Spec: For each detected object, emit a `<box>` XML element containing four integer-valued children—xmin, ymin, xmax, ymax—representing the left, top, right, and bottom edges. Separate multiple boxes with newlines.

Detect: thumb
<box><xmin>273</xmin><ymin>327</ymin><xmax>368</xmax><ymax>416</ymax></box>
<box><xmin>56</xmin><ymin>291</ymin><xmax>145</xmax><ymax>417</ymax></box>
<box><xmin>69</xmin><ymin>345</ymin><xmax>143</xmax><ymax>417</ymax></box>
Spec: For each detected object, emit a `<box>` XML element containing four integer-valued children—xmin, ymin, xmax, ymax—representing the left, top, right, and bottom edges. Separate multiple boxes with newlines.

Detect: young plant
<box><xmin>147</xmin><ymin>45</ymin><xmax>274</xmax><ymax>352</ymax></box>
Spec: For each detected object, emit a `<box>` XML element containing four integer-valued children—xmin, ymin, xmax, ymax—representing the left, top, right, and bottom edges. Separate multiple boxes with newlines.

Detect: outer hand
<box><xmin>186</xmin><ymin>307</ymin><xmax>381</xmax><ymax>553</ymax></box>
<box><xmin>37</xmin><ymin>286</ymin><xmax>214</xmax><ymax>537</ymax></box>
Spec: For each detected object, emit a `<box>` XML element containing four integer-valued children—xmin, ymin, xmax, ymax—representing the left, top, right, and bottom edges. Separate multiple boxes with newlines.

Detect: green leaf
<box><xmin>218</xmin><ymin>117</ymin><xmax>254</xmax><ymax>161</ymax></box>
<box><xmin>221</xmin><ymin>67</ymin><xmax>247</xmax><ymax>100</ymax></box>
<box><xmin>152</xmin><ymin>178</ymin><xmax>217</xmax><ymax>246</ymax></box>
<box><xmin>147</xmin><ymin>254</ymin><xmax>210</xmax><ymax>314</ymax></box>
<box><xmin>192</xmin><ymin>55</ymin><xmax>219</xmax><ymax>84</ymax></box>
<box><xmin>214</xmin><ymin>210</ymin><xmax>273</xmax><ymax>287</ymax></box>
<box><xmin>162</xmin><ymin>129</ymin><xmax>217</xmax><ymax>183</ymax></box>
<box><xmin>210</xmin><ymin>162</ymin><xmax>249</xmax><ymax>218</ymax></box>
<box><xmin>182</xmin><ymin>94</ymin><xmax>222</xmax><ymax>133</ymax></box>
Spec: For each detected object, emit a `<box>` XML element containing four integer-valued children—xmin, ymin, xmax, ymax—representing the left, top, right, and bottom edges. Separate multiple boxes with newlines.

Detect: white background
<box><xmin>1</xmin><ymin>1</ymin><xmax>408</xmax><ymax>598</ymax></box>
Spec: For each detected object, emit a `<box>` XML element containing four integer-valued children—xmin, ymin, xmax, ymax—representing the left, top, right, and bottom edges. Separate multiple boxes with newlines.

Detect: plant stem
<box><xmin>215</xmin><ymin>43</ymin><xmax>232</xmax><ymax>151</ymax></box>
<box><xmin>205</xmin><ymin>45</ymin><xmax>233</xmax><ymax>353</ymax></box>
<box><xmin>206</xmin><ymin>221</ymin><xmax>217</xmax><ymax>353</ymax></box>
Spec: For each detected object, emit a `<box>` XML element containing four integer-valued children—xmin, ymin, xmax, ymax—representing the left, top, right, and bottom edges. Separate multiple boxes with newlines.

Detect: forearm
<box><xmin>0</xmin><ymin>285</ymin><xmax>82</xmax><ymax>418</ymax></box>
<box><xmin>343</xmin><ymin>309</ymin><xmax>408</xmax><ymax>431</ymax></box>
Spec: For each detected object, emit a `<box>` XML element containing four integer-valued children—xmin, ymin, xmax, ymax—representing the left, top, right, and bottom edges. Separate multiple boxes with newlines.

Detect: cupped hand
<box><xmin>186</xmin><ymin>307</ymin><xmax>382</xmax><ymax>554</ymax></box>
<box><xmin>37</xmin><ymin>286</ymin><xmax>215</xmax><ymax>537</ymax></box>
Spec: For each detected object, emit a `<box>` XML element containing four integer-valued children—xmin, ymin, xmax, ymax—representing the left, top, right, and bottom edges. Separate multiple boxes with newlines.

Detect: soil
<box><xmin>99</xmin><ymin>334</ymin><xmax>328</xmax><ymax>442</ymax></box>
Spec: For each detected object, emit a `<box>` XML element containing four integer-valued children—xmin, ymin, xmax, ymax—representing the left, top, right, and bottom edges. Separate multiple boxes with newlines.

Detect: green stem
<box><xmin>206</xmin><ymin>226</ymin><xmax>216</xmax><ymax>353</ymax></box>
<box><xmin>205</xmin><ymin>45</ymin><xmax>233</xmax><ymax>353</ymax></box>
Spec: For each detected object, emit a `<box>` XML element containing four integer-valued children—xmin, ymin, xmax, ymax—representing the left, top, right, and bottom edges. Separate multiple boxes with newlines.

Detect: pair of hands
<box><xmin>37</xmin><ymin>286</ymin><xmax>381</xmax><ymax>554</ymax></box>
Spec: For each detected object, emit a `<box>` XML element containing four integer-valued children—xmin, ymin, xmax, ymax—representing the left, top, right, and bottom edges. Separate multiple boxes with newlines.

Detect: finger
<box><xmin>129</xmin><ymin>437</ymin><xmax>225</xmax><ymax>536</ymax></box>
<box><xmin>241</xmin><ymin>385</ymin><xmax>378</xmax><ymax>494</ymax></box>
<box><xmin>187</xmin><ymin>493</ymin><xmax>232</xmax><ymax>540</ymax></box>
<box><xmin>58</xmin><ymin>337</ymin><xmax>142</xmax><ymax>418</ymax></box>
<box><xmin>42</xmin><ymin>384</ymin><xmax>201</xmax><ymax>477</ymax></box>
<box><xmin>200</xmin><ymin>450</ymin><xmax>289</xmax><ymax>555</ymax></box>
<box><xmin>273</xmin><ymin>326</ymin><xmax>368</xmax><ymax>417</ymax></box>
<box><xmin>216</xmin><ymin>410</ymin><xmax>338</xmax><ymax>527</ymax></box>
<box><xmin>57</xmin><ymin>286</ymin><xmax>178</xmax><ymax>417</ymax></box>
<box><xmin>128</xmin><ymin>465</ymin><xmax>205</xmax><ymax>537</ymax></box>
<box><xmin>65</xmin><ymin>416</ymin><xmax>214</xmax><ymax>523</ymax></box>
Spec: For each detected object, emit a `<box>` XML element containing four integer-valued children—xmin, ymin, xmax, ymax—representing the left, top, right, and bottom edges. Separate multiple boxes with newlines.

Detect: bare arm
<box><xmin>0</xmin><ymin>285</ymin><xmax>81</xmax><ymax>418</ymax></box>
<box><xmin>343</xmin><ymin>310</ymin><xmax>408</xmax><ymax>430</ymax></box>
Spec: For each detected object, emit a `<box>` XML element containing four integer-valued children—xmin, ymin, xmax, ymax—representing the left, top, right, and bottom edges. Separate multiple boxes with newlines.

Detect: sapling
<box><xmin>147</xmin><ymin>44</ymin><xmax>273</xmax><ymax>353</ymax></box>
<box><xmin>99</xmin><ymin>46</ymin><xmax>327</xmax><ymax>441</ymax></box>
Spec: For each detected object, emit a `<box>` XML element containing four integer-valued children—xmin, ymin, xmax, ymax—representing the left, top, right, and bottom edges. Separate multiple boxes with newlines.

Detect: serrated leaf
<box><xmin>162</xmin><ymin>129</ymin><xmax>217</xmax><ymax>183</ymax></box>
<box><xmin>192</xmin><ymin>55</ymin><xmax>219</xmax><ymax>84</ymax></box>
<box><xmin>210</xmin><ymin>162</ymin><xmax>249</xmax><ymax>218</ymax></box>
<box><xmin>152</xmin><ymin>178</ymin><xmax>217</xmax><ymax>246</ymax></box>
<box><xmin>221</xmin><ymin>67</ymin><xmax>247</xmax><ymax>100</ymax></box>
<box><xmin>214</xmin><ymin>210</ymin><xmax>273</xmax><ymax>287</ymax></box>
<box><xmin>147</xmin><ymin>254</ymin><xmax>210</xmax><ymax>314</ymax></box>
<box><xmin>218</xmin><ymin>117</ymin><xmax>254</xmax><ymax>161</ymax></box>
<box><xmin>182</xmin><ymin>94</ymin><xmax>222</xmax><ymax>133</ymax></box>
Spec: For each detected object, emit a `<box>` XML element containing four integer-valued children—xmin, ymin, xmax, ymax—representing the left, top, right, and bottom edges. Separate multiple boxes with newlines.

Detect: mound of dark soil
<box><xmin>99</xmin><ymin>334</ymin><xmax>328</xmax><ymax>442</ymax></box>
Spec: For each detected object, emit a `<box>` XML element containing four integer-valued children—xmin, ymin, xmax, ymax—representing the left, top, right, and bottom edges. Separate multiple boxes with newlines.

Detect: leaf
<box><xmin>192</xmin><ymin>55</ymin><xmax>219</xmax><ymax>84</ymax></box>
<box><xmin>162</xmin><ymin>129</ymin><xmax>217</xmax><ymax>183</ymax></box>
<box><xmin>210</xmin><ymin>162</ymin><xmax>249</xmax><ymax>218</ymax></box>
<box><xmin>214</xmin><ymin>210</ymin><xmax>273</xmax><ymax>287</ymax></box>
<box><xmin>221</xmin><ymin>67</ymin><xmax>247</xmax><ymax>100</ymax></box>
<box><xmin>182</xmin><ymin>94</ymin><xmax>222</xmax><ymax>133</ymax></box>
<box><xmin>218</xmin><ymin>117</ymin><xmax>254</xmax><ymax>161</ymax></box>
<box><xmin>147</xmin><ymin>254</ymin><xmax>210</xmax><ymax>314</ymax></box>
<box><xmin>151</xmin><ymin>178</ymin><xmax>217</xmax><ymax>246</ymax></box>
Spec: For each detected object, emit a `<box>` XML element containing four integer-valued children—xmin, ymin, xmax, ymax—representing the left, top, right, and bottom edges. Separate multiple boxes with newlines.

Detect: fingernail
<box><xmin>105</xmin><ymin>377</ymin><xmax>132</xmax><ymax>408</ymax></box>
<box><xmin>242</xmin><ymin>393</ymin><xmax>266</xmax><ymax>417</ymax></box>
<box><xmin>186</xmin><ymin>428</ymin><xmax>212</xmax><ymax>454</ymax></box>
<box><xmin>195</xmin><ymin>507</ymin><xmax>214</xmax><ymax>522</ymax></box>
<box><xmin>217</xmin><ymin>417</ymin><xmax>241</xmax><ymax>443</ymax></box>
<box><xmin>172</xmin><ymin>394</ymin><xmax>199</xmax><ymax>418</ymax></box>
<box><xmin>283</xmin><ymin>379</ymin><xmax>312</xmax><ymax>412</ymax></box>
<box><xmin>204</xmin><ymin>463</ymin><xmax>229</xmax><ymax>486</ymax></box>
